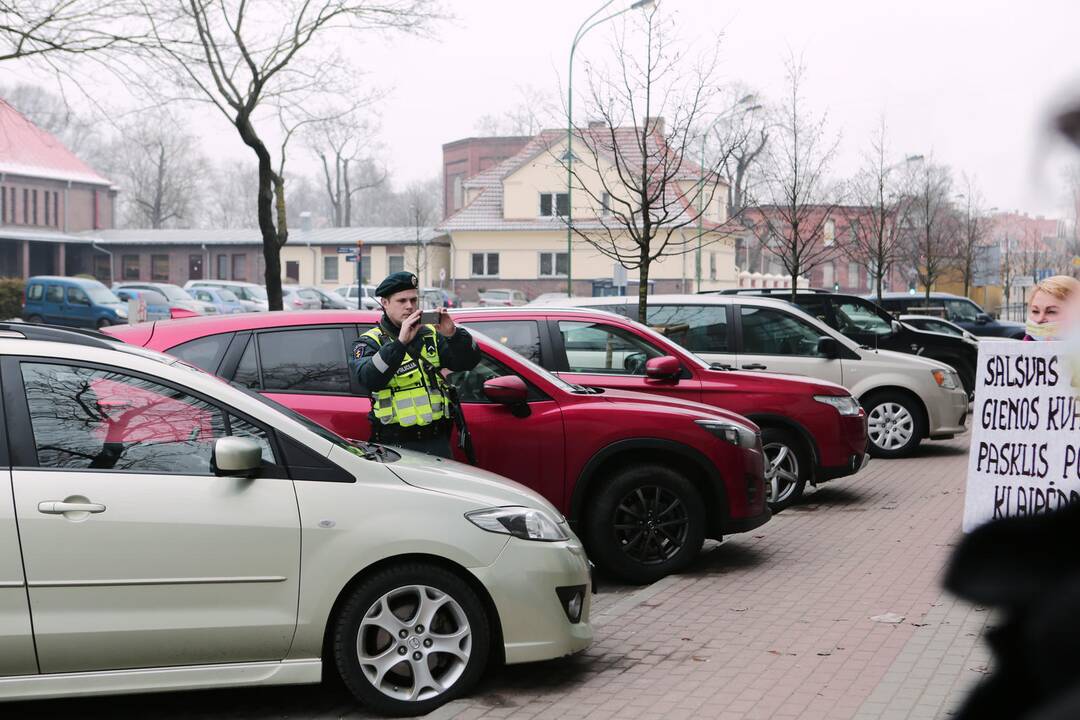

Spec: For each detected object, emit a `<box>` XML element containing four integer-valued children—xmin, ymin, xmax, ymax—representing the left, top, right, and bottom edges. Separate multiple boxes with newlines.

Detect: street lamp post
<box><xmin>566</xmin><ymin>0</ymin><xmax>655</xmax><ymax>297</ymax></box>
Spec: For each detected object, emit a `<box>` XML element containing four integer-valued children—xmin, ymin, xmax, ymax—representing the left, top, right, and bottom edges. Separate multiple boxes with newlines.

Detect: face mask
<box><xmin>1026</xmin><ymin>320</ymin><xmax>1062</xmax><ymax>341</ymax></box>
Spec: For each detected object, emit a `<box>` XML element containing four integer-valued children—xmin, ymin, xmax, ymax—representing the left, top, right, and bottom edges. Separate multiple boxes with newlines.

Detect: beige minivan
<box><xmin>559</xmin><ymin>294</ymin><xmax>969</xmax><ymax>458</ymax></box>
<box><xmin>0</xmin><ymin>325</ymin><xmax>592</xmax><ymax>716</ymax></box>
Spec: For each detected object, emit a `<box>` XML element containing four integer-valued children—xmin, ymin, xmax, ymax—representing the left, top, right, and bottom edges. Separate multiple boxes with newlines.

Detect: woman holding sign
<box><xmin>1024</xmin><ymin>275</ymin><xmax>1079</xmax><ymax>341</ymax></box>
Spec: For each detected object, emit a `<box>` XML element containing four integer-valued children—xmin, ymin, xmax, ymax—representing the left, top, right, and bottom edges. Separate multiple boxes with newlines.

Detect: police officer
<box><xmin>353</xmin><ymin>272</ymin><xmax>481</xmax><ymax>458</ymax></box>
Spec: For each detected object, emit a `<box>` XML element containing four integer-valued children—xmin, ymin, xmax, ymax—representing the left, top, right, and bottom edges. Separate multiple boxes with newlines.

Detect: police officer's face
<box><xmin>382</xmin><ymin>289</ymin><xmax>419</xmax><ymax>325</ymax></box>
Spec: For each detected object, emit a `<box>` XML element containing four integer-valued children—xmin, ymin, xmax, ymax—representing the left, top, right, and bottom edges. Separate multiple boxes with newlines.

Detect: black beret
<box><xmin>375</xmin><ymin>271</ymin><xmax>419</xmax><ymax>298</ymax></box>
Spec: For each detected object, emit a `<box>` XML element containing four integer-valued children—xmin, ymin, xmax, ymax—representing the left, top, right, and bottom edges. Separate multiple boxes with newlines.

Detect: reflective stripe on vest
<box><xmin>362</xmin><ymin>325</ymin><xmax>448</xmax><ymax>427</ymax></box>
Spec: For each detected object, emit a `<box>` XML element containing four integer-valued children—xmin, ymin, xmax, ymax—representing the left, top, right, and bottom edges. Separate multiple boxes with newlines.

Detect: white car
<box><xmin>567</xmin><ymin>294</ymin><xmax>969</xmax><ymax>458</ymax></box>
<box><xmin>185</xmin><ymin>280</ymin><xmax>269</xmax><ymax>312</ymax></box>
<box><xmin>478</xmin><ymin>289</ymin><xmax>528</xmax><ymax>307</ymax></box>
<box><xmin>335</xmin><ymin>284</ymin><xmax>379</xmax><ymax>310</ymax></box>
<box><xmin>0</xmin><ymin>325</ymin><xmax>592</xmax><ymax>715</ymax></box>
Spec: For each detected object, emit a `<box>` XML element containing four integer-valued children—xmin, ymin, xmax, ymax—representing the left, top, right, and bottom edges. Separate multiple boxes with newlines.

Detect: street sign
<box><xmin>344</xmin><ymin>254</ymin><xmax>358</xmax><ymax>262</ymax></box>
<box><xmin>337</xmin><ymin>246</ymin><xmax>355</xmax><ymax>254</ymax></box>
<box><xmin>613</xmin><ymin>264</ymin><xmax>628</xmax><ymax>288</ymax></box>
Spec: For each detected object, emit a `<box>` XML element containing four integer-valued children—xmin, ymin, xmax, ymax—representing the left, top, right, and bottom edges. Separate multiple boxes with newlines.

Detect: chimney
<box><xmin>299</xmin><ymin>211</ymin><xmax>312</xmax><ymax>232</ymax></box>
<box><xmin>644</xmin><ymin>116</ymin><xmax>665</xmax><ymax>135</ymax></box>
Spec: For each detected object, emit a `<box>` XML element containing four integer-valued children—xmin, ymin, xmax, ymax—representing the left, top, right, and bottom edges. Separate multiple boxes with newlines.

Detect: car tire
<box><xmin>96</xmin><ymin>318</ymin><xmax>112</xmax><ymax>329</ymax></box>
<box><xmin>863</xmin><ymin>391</ymin><xmax>924</xmax><ymax>459</ymax></box>
<box><xmin>760</xmin><ymin>427</ymin><xmax>808</xmax><ymax>512</ymax></box>
<box><xmin>586</xmin><ymin>464</ymin><xmax>706</xmax><ymax>584</ymax></box>
<box><xmin>26</xmin><ymin>315</ymin><xmax>43</xmax><ymax>324</ymax></box>
<box><xmin>332</xmin><ymin>562</ymin><xmax>490</xmax><ymax>717</ymax></box>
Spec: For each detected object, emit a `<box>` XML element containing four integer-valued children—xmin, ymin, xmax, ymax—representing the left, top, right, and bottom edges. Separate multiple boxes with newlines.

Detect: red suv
<box><xmin>452</xmin><ymin>306</ymin><xmax>868</xmax><ymax>510</ymax></box>
<box><xmin>106</xmin><ymin>311</ymin><xmax>769</xmax><ymax>583</ymax></box>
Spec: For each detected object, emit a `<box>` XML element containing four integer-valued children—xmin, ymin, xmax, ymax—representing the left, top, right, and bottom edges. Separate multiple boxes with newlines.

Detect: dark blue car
<box><xmin>23</xmin><ymin>276</ymin><xmax>129</xmax><ymax>328</ymax></box>
<box><xmin>872</xmin><ymin>292</ymin><xmax>1025</xmax><ymax>339</ymax></box>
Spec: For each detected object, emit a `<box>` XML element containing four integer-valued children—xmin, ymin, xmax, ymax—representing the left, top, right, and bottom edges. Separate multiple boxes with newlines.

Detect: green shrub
<box><xmin>0</xmin><ymin>277</ymin><xmax>24</xmax><ymax>320</ymax></box>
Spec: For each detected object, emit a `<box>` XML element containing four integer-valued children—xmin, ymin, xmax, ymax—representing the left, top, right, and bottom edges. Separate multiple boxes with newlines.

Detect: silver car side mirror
<box><xmin>212</xmin><ymin>436</ymin><xmax>263</xmax><ymax>478</ymax></box>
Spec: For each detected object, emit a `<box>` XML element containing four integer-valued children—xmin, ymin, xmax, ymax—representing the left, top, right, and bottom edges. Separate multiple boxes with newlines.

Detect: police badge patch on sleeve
<box><xmin>354</xmin><ymin>343</ymin><xmax>368</xmax><ymax>360</ymax></box>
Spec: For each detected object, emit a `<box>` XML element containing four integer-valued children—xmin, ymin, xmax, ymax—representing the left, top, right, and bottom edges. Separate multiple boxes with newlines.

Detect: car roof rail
<box><xmin>0</xmin><ymin>322</ymin><xmax>117</xmax><ymax>350</ymax></box>
<box><xmin>716</xmin><ymin>287</ymin><xmax>833</xmax><ymax>295</ymax></box>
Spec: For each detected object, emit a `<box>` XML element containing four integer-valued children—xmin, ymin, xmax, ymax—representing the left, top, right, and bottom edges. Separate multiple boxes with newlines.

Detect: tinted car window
<box><xmin>834</xmin><ymin>300</ymin><xmax>892</xmax><ymax>335</ymax></box>
<box><xmin>446</xmin><ymin>355</ymin><xmax>542</xmax><ymax>404</ymax></box>
<box><xmin>558</xmin><ymin>320</ymin><xmax>663</xmax><ymax>375</ymax></box>
<box><xmin>792</xmin><ymin>296</ymin><xmax>830</xmax><ymax>323</ymax></box>
<box><xmin>645</xmin><ymin>304</ymin><xmax>730</xmax><ymax>353</ymax></box>
<box><xmin>464</xmin><ymin>320</ymin><xmax>542</xmax><ymax>364</ymax></box>
<box><xmin>45</xmin><ymin>285</ymin><xmax>63</xmax><ymax>303</ymax></box>
<box><xmin>740</xmin><ymin>306</ymin><xmax>829</xmax><ymax>357</ymax></box>
<box><xmin>233</xmin><ymin>336</ymin><xmax>260</xmax><ymax>389</ymax></box>
<box><xmin>944</xmin><ymin>299</ymin><xmax>979</xmax><ymax>323</ymax></box>
<box><xmin>169</xmin><ymin>334</ymin><xmax>233</xmax><ymax>373</ymax></box>
<box><xmin>20</xmin><ymin>362</ymin><xmax>274</xmax><ymax>473</ymax></box>
<box><xmin>257</xmin><ymin>328</ymin><xmax>349</xmax><ymax>393</ymax></box>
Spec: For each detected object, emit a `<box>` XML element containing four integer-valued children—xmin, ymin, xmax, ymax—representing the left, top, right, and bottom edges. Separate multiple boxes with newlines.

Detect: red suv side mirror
<box><xmin>483</xmin><ymin>375</ymin><xmax>528</xmax><ymax>404</ymax></box>
<box><xmin>645</xmin><ymin>355</ymin><xmax>681</xmax><ymax>381</ymax></box>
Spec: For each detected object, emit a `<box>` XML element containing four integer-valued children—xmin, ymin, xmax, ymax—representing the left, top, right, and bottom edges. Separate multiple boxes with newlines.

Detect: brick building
<box><xmin>0</xmin><ymin>98</ymin><xmax>117</xmax><ymax>278</ymax></box>
<box><xmin>442</xmin><ymin>136</ymin><xmax>531</xmax><ymax>218</ymax></box>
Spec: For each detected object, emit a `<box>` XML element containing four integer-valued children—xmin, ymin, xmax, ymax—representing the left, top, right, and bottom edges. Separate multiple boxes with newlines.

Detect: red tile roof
<box><xmin>0</xmin><ymin>98</ymin><xmax>111</xmax><ymax>186</ymax></box>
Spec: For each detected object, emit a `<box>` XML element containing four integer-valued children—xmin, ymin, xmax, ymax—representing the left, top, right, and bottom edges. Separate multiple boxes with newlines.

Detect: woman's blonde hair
<box><xmin>1032</xmin><ymin>275</ymin><xmax>1080</xmax><ymax>302</ymax></box>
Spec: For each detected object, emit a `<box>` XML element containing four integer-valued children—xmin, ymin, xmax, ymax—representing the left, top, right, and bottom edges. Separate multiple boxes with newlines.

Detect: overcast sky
<box><xmin>12</xmin><ymin>0</ymin><xmax>1080</xmax><ymax>219</ymax></box>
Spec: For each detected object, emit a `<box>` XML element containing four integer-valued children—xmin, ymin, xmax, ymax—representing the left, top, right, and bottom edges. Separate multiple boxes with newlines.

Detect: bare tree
<box><xmin>954</xmin><ymin>174</ymin><xmax>992</xmax><ymax>297</ymax></box>
<box><xmin>903</xmin><ymin>160</ymin><xmax>960</xmax><ymax>302</ymax></box>
<box><xmin>754</xmin><ymin>55</ymin><xmax>843</xmax><ymax>300</ymax></box>
<box><xmin>0</xmin><ymin>82</ymin><xmax>100</xmax><ymax>153</ymax></box>
<box><xmin>309</xmin><ymin>107</ymin><xmax>386</xmax><ymax>227</ymax></box>
<box><xmin>105</xmin><ymin>115</ymin><xmax>207</xmax><ymax>228</ymax></box>
<box><xmin>137</xmin><ymin>0</ymin><xmax>439</xmax><ymax>309</ymax></box>
<box><xmin>562</xmin><ymin>9</ymin><xmax>736</xmax><ymax>322</ymax></box>
<box><xmin>0</xmin><ymin>0</ymin><xmax>143</xmax><ymax>62</ymax></box>
<box><xmin>403</xmin><ymin>178</ymin><xmax>440</xmax><ymax>280</ymax></box>
<box><xmin>207</xmin><ymin>160</ymin><xmax>258</xmax><ymax>229</ymax></box>
<box><xmin>841</xmin><ymin>121</ymin><xmax>909</xmax><ymax>299</ymax></box>
<box><xmin>474</xmin><ymin>83</ymin><xmax>555</xmax><ymax>137</ymax></box>
<box><xmin>714</xmin><ymin>83</ymin><xmax>769</xmax><ymax>218</ymax></box>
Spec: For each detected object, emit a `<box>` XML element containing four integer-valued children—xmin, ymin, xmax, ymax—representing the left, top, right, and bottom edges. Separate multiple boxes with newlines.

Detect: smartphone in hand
<box><xmin>420</xmin><ymin>310</ymin><xmax>441</xmax><ymax>325</ymax></box>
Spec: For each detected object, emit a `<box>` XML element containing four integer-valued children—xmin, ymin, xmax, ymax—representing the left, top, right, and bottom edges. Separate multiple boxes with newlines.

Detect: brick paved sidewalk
<box><xmin>9</xmin><ymin>436</ymin><xmax>988</xmax><ymax>720</ymax></box>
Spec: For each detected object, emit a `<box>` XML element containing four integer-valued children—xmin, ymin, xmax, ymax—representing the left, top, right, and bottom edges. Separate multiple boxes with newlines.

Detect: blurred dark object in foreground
<box><xmin>945</xmin><ymin>501</ymin><xmax>1080</xmax><ymax>720</ymax></box>
<box><xmin>1056</xmin><ymin>106</ymin><xmax>1080</xmax><ymax>149</ymax></box>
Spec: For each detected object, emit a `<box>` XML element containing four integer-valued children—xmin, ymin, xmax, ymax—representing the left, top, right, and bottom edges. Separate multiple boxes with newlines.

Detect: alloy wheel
<box><xmin>356</xmin><ymin>585</ymin><xmax>472</xmax><ymax>703</ymax></box>
<box><xmin>763</xmin><ymin>442</ymin><xmax>800</xmax><ymax>505</ymax></box>
<box><xmin>867</xmin><ymin>402</ymin><xmax>915</xmax><ymax>451</ymax></box>
<box><xmin>612</xmin><ymin>485</ymin><xmax>691</xmax><ymax>565</ymax></box>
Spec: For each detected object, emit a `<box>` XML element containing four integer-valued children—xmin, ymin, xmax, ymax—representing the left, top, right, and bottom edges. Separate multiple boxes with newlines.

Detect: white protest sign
<box><xmin>963</xmin><ymin>340</ymin><xmax>1080</xmax><ymax>532</ymax></box>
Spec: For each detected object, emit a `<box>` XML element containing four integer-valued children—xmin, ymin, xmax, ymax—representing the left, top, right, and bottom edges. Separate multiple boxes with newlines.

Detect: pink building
<box><xmin>0</xmin><ymin>98</ymin><xmax>117</xmax><ymax>279</ymax></box>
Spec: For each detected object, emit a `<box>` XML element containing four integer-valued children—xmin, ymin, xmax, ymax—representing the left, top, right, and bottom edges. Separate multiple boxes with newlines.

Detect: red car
<box><xmin>106</xmin><ymin>311</ymin><xmax>769</xmax><ymax>583</ymax></box>
<box><xmin>452</xmin><ymin>306</ymin><xmax>868</xmax><ymax>511</ymax></box>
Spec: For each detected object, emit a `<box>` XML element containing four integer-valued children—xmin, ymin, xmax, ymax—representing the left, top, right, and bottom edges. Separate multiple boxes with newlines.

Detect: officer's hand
<box><xmin>435</xmin><ymin>308</ymin><xmax>456</xmax><ymax>337</ymax></box>
<box><xmin>399</xmin><ymin>310</ymin><xmax>422</xmax><ymax>344</ymax></box>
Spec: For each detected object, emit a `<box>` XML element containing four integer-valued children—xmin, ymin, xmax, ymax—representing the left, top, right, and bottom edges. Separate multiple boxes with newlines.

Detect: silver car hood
<box><xmin>386</xmin><ymin>448</ymin><xmax>563</xmax><ymax>517</ymax></box>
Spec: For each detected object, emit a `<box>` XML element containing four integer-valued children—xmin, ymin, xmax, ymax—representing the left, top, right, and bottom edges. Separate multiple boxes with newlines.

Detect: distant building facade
<box><xmin>0</xmin><ymin>98</ymin><xmax>117</xmax><ymax>279</ymax></box>
<box><xmin>442</xmin><ymin>136</ymin><xmax>532</xmax><ymax>219</ymax></box>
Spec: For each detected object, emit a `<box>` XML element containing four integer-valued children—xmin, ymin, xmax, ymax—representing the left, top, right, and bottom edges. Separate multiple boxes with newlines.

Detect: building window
<box><xmin>216</xmin><ymin>254</ymin><xmax>228</xmax><ymax>280</ymax></box>
<box><xmin>823</xmin><ymin>219</ymin><xmax>835</xmax><ymax>246</ymax></box>
<box><xmin>43</xmin><ymin>191</ymin><xmax>49</xmax><ymax>226</ymax></box>
<box><xmin>151</xmin><ymin>254</ymin><xmax>169</xmax><ymax>282</ymax></box>
<box><xmin>122</xmin><ymin>255</ymin><xmax>140</xmax><ymax>280</ymax></box>
<box><xmin>822</xmin><ymin>262</ymin><xmax>835</xmax><ymax>289</ymax></box>
<box><xmin>847</xmin><ymin>262</ymin><xmax>860</xmax><ymax>289</ymax></box>
<box><xmin>471</xmin><ymin>252</ymin><xmax>499</xmax><ymax>277</ymax></box>
<box><xmin>358</xmin><ymin>250</ymin><xmax>371</xmax><ymax>284</ymax></box>
<box><xmin>0</xmin><ymin>185</ymin><xmax>5</xmax><ymax>223</ymax></box>
<box><xmin>539</xmin><ymin>252</ymin><xmax>568</xmax><ymax>277</ymax></box>
<box><xmin>9</xmin><ymin>187</ymin><xmax>16</xmax><ymax>224</ymax></box>
<box><xmin>452</xmin><ymin>176</ymin><xmax>464</xmax><ymax>211</ymax></box>
<box><xmin>32</xmin><ymin>190</ymin><xmax>38</xmax><ymax>225</ymax></box>
<box><xmin>601</xmin><ymin>192</ymin><xmax>611</xmax><ymax>216</ymax></box>
<box><xmin>284</xmin><ymin>260</ymin><xmax>299</xmax><ymax>283</ymax></box>
<box><xmin>189</xmin><ymin>254</ymin><xmax>204</xmax><ymax>280</ymax></box>
<box><xmin>231</xmin><ymin>254</ymin><xmax>247</xmax><ymax>281</ymax></box>
<box><xmin>388</xmin><ymin>255</ymin><xmax>405</xmax><ymax>274</ymax></box>
<box><xmin>710</xmin><ymin>252</ymin><xmax>717</xmax><ymax>281</ymax></box>
<box><xmin>53</xmin><ymin>191</ymin><xmax>59</xmax><ymax>227</ymax></box>
<box><xmin>23</xmin><ymin>189</ymin><xmax>28</xmax><ymax>224</ymax></box>
<box><xmin>323</xmin><ymin>255</ymin><xmax>338</xmax><ymax>282</ymax></box>
<box><xmin>539</xmin><ymin>192</ymin><xmax>569</xmax><ymax>217</ymax></box>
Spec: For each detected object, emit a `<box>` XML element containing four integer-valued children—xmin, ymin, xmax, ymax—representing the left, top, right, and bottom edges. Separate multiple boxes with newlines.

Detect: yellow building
<box><xmin>440</xmin><ymin>128</ymin><xmax>736</xmax><ymax>302</ymax></box>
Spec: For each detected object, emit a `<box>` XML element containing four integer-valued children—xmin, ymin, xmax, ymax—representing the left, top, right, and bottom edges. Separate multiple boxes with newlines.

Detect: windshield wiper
<box><xmin>570</xmin><ymin>383</ymin><xmax>604</xmax><ymax>394</ymax></box>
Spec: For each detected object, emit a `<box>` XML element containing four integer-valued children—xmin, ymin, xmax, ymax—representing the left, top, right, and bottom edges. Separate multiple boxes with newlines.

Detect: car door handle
<box><xmin>38</xmin><ymin>501</ymin><xmax>106</xmax><ymax>515</ymax></box>
<box><xmin>741</xmin><ymin>363</ymin><xmax>767</xmax><ymax>370</ymax></box>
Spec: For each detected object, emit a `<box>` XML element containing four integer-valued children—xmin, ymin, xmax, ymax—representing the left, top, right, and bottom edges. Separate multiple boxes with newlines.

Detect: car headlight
<box><xmin>465</xmin><ymin>506</ymin><xmax>569</xmax><ymax>542</ymax></box>
<box><xmin>931</xmin><ymin>369</ymin><xmax>959</xmax><ymax>389</ymax></box>
<box><xmin>695</xmin><ymin>419</ymin><xmax>758</xmax><ymax>448</ymax></box>
<box><xmin>114</xmin><ymin>306</ymin><xmax>128</xmax><ymax>318</ymax></box>
<box><xmin>813</xmin><ymin>394</ymin><xmax>862</xmax><ymax>416</ymax></box>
